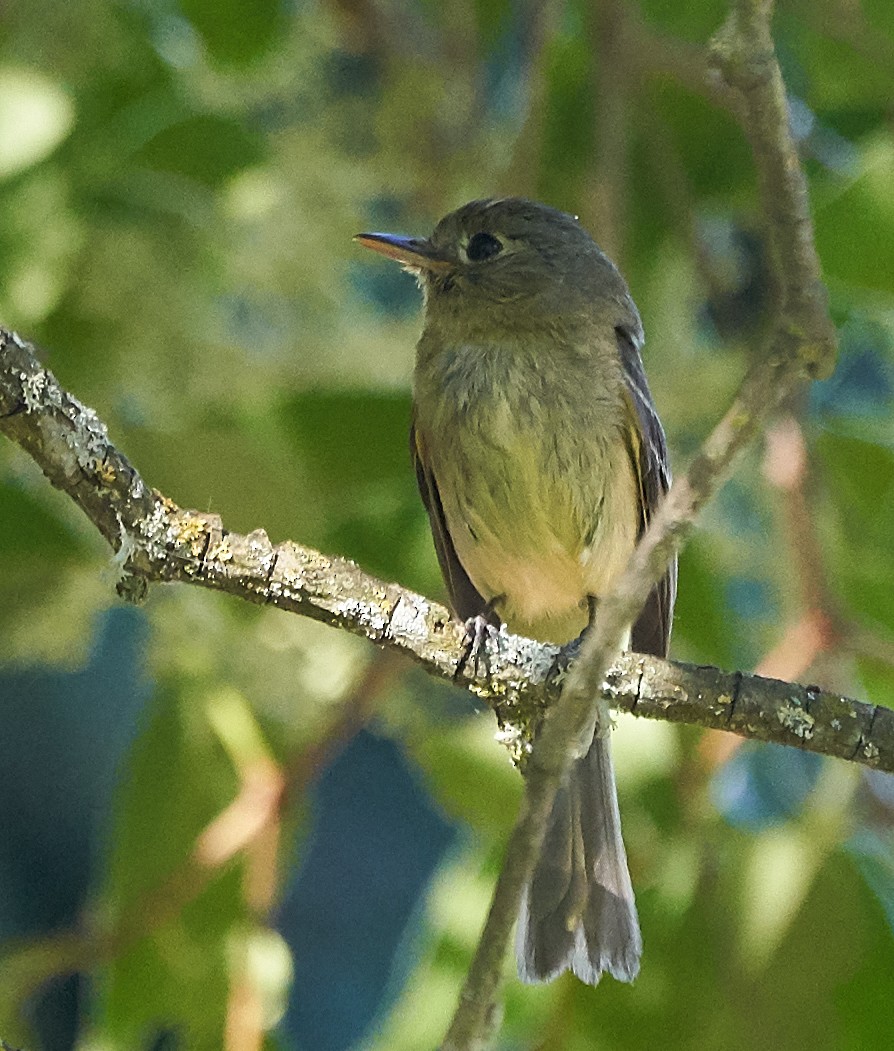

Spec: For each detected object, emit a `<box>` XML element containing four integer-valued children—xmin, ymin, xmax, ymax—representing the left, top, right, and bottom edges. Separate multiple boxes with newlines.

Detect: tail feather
<box><xmin>516</xmin><ymin>733</ymin><xmax>641</xmax><ymax>985</ymax></box>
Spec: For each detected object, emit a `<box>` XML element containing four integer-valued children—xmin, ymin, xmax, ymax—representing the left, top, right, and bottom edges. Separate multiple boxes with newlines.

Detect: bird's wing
<box><xmin>410</xmin><ymin>419</ymin><xmax>497</xmax><ymax>623</ymax></box>
<box><xmin>617</xmin><ymin>326</ymin><xmax>677</xmax><ymax>658</ymax></box>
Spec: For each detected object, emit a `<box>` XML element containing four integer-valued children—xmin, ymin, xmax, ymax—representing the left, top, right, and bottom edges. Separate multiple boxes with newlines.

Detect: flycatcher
<box><xmin>356</xmin><ymin>197</ymin><xmax>676</xmax><ymax>986</ymax></box>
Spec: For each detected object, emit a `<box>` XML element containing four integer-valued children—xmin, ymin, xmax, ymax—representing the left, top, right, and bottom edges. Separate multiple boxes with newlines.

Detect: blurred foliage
<box><xmin>1</xmin><ymin>0</ymin><xmax>894</xmax><ymax>1048</ymax></box>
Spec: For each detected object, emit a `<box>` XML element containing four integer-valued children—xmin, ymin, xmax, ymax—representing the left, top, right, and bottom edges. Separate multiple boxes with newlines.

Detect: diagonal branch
<box><xmin>440</xmin><ymin>1</ymin><xmax>840</xmax><ymax>1047</ymax></box>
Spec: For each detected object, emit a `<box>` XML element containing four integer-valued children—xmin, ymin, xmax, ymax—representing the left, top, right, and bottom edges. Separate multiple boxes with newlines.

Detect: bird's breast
<box><xmin>414</xmin><ymin>341</ymin><xmax>641</xmax><ymax>644</ymax></box>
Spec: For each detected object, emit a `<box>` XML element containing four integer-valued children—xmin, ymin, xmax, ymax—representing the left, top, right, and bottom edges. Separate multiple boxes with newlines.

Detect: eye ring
<box><xmin>466</xmin><ymin>231</ymin><xmax>503</xmax><ymax>262</ymax></box>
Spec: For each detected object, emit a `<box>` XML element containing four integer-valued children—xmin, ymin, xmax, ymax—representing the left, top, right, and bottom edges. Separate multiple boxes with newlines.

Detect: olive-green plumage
<box><xmin>357</xmin><ymin>197</ymin><xmax>676</xmax><ymax>986</ymax></box>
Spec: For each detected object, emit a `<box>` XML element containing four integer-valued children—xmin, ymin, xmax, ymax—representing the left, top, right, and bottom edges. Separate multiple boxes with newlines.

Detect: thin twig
<box><xmin>440</xmin><ymin>0</ymin><xmax>838</xmax><ymax>1045</ymax></box>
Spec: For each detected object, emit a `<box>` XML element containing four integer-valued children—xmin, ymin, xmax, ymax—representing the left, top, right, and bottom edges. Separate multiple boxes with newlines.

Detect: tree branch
<box><xmin>4</xmin><ymin>328</ymin><xmax>889</xmax><ymax>778</ymax></box>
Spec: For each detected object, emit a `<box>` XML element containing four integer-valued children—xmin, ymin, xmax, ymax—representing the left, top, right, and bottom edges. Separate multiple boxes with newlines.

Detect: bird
<box><xmin>355</xmin><ymin>196</ymin><xmax>676</xmax><ymax>986</ymax></box>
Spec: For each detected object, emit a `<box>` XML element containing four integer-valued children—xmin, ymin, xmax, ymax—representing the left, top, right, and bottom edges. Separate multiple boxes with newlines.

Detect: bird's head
<box><xmin>356</xmin><ymin>197</ymin><xmax>637</xmax><ymax>342</ymax></box>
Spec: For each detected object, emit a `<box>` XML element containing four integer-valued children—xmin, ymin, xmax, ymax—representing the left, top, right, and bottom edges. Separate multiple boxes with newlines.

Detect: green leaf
<box><xmin>94</xmin><ymin>682</ymin><xmax>244</xmax><ymax>1044</ymax></box>
<box><xmin>277</xmin><ymin>389</ymin><xmax>428</xmax><ymax>581</ymax></box>
<box><xmin>672</xmin><ymin>537</ymin><xmax>739</xmax><ymax>668</ymax></box>
<box><xmin>816</xmin><ymin>430</ymin><xmax>894</xmax><ymax>631</ymax></box>
<box><xmin>636</xmin><ymin>0</ymin><xmax>727</xmax><ymax>42</ymax></box>
<box><xmin>180</xmin><ymin>0</ymin><xmax>284</xmax><ymax>67</ymax></box>
<box><xmin>0</xmin><ymin>481</ymin><xmax>83</xmax><ymax>558</ymax></box>
<box><xmin>136</xmin><ymin>115</ymin><xmax>266</xmax><ymax>186</ymax></box>
<box><xmin>814</xmin><ymin>139</ymin><xmax>894</xmax><ymax>294</ymax></box>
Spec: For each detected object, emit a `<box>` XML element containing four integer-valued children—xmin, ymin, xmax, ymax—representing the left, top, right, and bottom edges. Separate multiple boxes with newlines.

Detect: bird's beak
<box><xmin>353</xmin><ymin>232</ymin><xmax>453</xmax><ymax>272</ymax></box>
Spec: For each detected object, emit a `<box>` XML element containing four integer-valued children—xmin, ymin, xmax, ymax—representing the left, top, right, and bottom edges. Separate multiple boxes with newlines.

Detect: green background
<box><xmin>1</xmin><ymin>0</ymin><xmax>894</xmax><ymax>1048</ymax></box>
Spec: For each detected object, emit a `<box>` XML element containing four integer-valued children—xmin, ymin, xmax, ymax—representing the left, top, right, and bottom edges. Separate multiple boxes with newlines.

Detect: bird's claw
<box><xmin>454</xmin><ymin>614</ymin><xmax>495</xmax><ymax>683</ymax></box>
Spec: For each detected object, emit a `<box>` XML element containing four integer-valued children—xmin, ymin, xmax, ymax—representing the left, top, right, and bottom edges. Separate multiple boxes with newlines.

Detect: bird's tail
<box><xmin>516</xmin><ymin>732</ymin><xmax>641</xmax><ymax>985</ymax></box>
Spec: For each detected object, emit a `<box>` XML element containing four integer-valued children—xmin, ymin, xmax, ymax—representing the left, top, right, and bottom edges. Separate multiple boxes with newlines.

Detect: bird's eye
<box><xmin>466</xmin><ymin>231</ymin><xmax>502</xmax><ymax>262</ymax></box>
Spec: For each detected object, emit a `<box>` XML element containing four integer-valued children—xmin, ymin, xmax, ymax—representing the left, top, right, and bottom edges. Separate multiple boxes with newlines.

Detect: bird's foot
<box><xmin>547</xmin><ymin>595</ymin><xmax>597</xmax><ymax>686</ymax></box>
<box><xmin>454</xmin><ymin>614</ymin><xmax>496</xmax><ymax>683</ymax></box>
<box><xmin>547</xmin><ymin>634</ymin><xmax>584</xmax><ymax>688</ymax></box>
